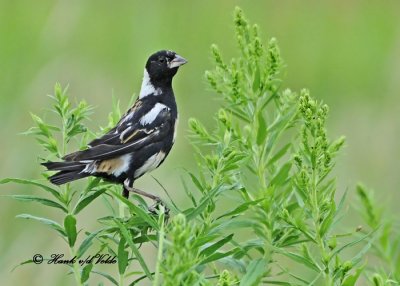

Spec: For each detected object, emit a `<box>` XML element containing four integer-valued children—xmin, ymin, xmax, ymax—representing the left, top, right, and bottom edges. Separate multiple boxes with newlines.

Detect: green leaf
<box><xmin>77</xmin><ymin>228</ymin><xmax>105</xmax><ymax>258</ymax></box>
<box><xmin>0</xmin><ymin>178</ymin><xmax>61</xmax><ymax>201</ymax></box>
<box><xmin>193</xmin><ymin>234</ymin><xmax>221</xmax><ymax>248</ymax></box>
<box><xmin>319</xmin><ymin>203</ymin><xmax>336</xmax><ymax>237</ymax></box>
<box><xmin>118</xmin><ymin>237</ymin><xmax>129</xmax><ymax>275</ymax></box>
<box><xmin>341</xmin><ymin>264</ymin><xmax>365</xmax><ymax>286</ymax></box>
<box><xmin>263</xmin><ymin>281</ymin><xmax>298</xmax><ymax>286</ymax></box>
<box><xmin>16</xmin><ymin>214</ymin><xmax>66</xmax><ymax>236</ymax></box>
<box><xmin>252</xmin><ymin>65</ymin><xmax>261</xmax><ymax>93</ymax></box>
<box><xmin>239</xmin><ymin>259</ymin><xmax>267</xmax><ymax>286</ymax></box>
<box><xmin>81</xmin><ymin>263</ymin><xmax>93</xmax><ymax>284</ymax></box>
<box><xmin>200</xmin><ymin>234</ymin><xmax>234</xmax><ymax>257</ymax></box>
<box><xmin>267</xmin><ymin>143</ymin><xmax>291</xmax><ymax>167</ymax></box>
<box><xmin>11</xmin><ymin>259</ymin><xmax>35</xmax><ymax>272</ymax></box>
<box><xmin>8</xmin><ymin>195</ymin><xmax>67</xmax><ymax>213</ymax></box>
<box><xmin>209</xmin><ymin>219</ymin><xmax>254</xmax><ymax>235</ymax></box>
<box><xmin>269</xmin><ymin>162</ymin><xmax>291</xmax><ymax>186</ymax></box>
<box><xmin>279</xmin><ymin>251</ymin><xmax>320</xmax><ymax>272</ymax></box>
<box><xmin>151</xmin><ymin>175</ymin><xmax>181</xmax><ymax>213</ymax></box>
<box><xmin>216</xmin><ymin>199</ymin><xmax>263</xmax><ymax>220</ymax></box>
<box><xmin>73</xmin><ymin>188</ymin><xmax>107</xmax><ymax>214</ymax></box>
<box><xmin>200</xmin><ymin>249</ymin><xmax>238</xmax><ymax>265</ymax></box>
<box><xmin>92</xmin><ymin>270</ymin><xmax>118</xmax><ymax>286</ymax></box>
<box><xmin>114</xmin><ymin>219</ymin><xmax>152</xmax><ymax>280</ymax></box>
<box><xmin>256</xmin><ymin>110</ymin><xmax>267</xmax><ymax>145</ymax></box>
<box><xmin>111</xmin><ymin>191</ymin><xmax>158</xmax><ymax>230</ymax></box>
<box><xmin>185</xmin><ymin>185</ymin><xmax>222</xmax><ymax>220</ymax></box>
<box><xmin>64</xmin><ymin>215</ymin><xmax>77</xmax><ymax>247</ymax></box>
<box><xmin>188</xmin><ymin>171</ymin><xmax>204</xmax><ymax>192</ymax></box>
<box><xmin>330</xmin><ymin>230</ymin><xmax>375</xmax><ymax>261</ymax></box>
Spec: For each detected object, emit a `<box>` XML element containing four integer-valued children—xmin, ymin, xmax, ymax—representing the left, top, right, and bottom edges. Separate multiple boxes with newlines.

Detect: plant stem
<box><xmin>153</xmin><ymin>207</ymin><xmax>165</xmax><ymax>286</ymax></box>
<box><xmin>70</xmin><ymin>246</ymin><xmax>83</xmax><ymax>286</ymax></box>
<box><xmin>119</xmin><ymin>199</ymin><xmax>125</xmax><ymax>218</ymax></box>
<box><xmin>118</xmin><ymin>200</ymin><xmax>125</xmax><ymax>286</ymax></box>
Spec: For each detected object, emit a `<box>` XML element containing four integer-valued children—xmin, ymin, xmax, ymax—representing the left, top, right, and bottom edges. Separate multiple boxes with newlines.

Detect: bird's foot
<box><xmin>123</xmin><ymin>179</ymin><xmax>169</xmax><ymax>218</ymax></box>
<box><xmin>148</xmin><ymin>198</ymin><xmax>170</xmax><ymax>217</ymax></box>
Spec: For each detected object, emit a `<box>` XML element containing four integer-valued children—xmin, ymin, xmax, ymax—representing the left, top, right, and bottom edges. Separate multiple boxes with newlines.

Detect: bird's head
<box><xmin>145</xmin><ymin>50</ymin><xmax>187</xmax><ymax>85</ymax></box>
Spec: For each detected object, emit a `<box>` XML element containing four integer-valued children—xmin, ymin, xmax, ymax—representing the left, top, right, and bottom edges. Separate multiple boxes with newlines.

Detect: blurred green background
<box><xmin>1</xmin><ymin>0</ymin><xmax>399</xmax><ymax>285</ymax></box>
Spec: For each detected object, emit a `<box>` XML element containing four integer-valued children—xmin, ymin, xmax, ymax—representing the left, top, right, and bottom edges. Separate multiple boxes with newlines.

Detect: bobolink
<box><xmin>42</xmin><ymin>50</ymin><xmax>187</xmax><ymax>204</ymax></box>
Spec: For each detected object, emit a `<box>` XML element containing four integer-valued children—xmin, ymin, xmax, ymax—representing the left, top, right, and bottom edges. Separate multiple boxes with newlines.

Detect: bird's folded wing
<box><xmin>63</xmin><ymin>100</ymin><xmax>172</xmax><ymax>161</ymax></box>
<box><xmin>85</xmin><ymin>99</ymin><xmax>146</xmax><ymax>148</ymax></box>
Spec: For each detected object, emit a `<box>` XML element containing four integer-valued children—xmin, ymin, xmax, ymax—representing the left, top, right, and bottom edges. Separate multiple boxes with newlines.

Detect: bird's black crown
<box><xmin>145</xmin><ymin>50</ymin><xmax>187</xmax><ymax>84</ymax></box>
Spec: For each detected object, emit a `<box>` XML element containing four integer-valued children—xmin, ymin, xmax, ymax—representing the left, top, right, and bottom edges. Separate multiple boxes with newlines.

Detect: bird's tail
<box><xmin>41</xmin><ymin>161</ymin><xmax>90</xmax><ymax>185</ymax></box>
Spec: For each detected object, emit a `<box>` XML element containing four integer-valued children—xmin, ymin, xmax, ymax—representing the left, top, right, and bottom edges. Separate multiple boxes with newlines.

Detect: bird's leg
<box><xmin>124</xmin><ymin>179</ymin><xmax>160</xmax><ymax>201</ymax></box>
<box><xmin>122</xmin><ymin>187</ymin><xmax>130</xmax><ymax>199</ymax></box>
<box><xmin>123</xmin><ymin>179</ymin><xmax>169</xmax><ymax>215</ymax></box>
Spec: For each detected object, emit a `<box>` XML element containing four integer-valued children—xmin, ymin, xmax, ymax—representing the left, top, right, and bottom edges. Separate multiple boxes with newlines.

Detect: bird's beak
<box><xmin>169</xmin><ymin>54</ymin><xmax>188</xmax><ymax>69</ymax></box>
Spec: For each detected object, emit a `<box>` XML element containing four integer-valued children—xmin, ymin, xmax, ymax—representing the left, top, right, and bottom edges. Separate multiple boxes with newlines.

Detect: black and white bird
<box><xmin>42</xmin><ymin>50</ymin><xmax>187</xmax><ymax>201</ymax></box>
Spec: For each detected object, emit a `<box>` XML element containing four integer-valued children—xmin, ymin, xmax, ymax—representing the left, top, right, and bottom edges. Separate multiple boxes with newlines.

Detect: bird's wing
<box><xmin>84</xmin><ymin>99</ymin><xmax>145</xmax><ymax>148</ymax></box>
<box><xmin>63</xmin><ymin>99</ymin><xmax>173</xmax><ymax>161</ymax></box>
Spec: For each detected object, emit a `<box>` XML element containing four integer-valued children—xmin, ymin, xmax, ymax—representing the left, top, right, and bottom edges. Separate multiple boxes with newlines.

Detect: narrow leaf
<box><xmin>341</xmin><ymin>264</ymin><xmax>365</xmax><ymax>286</ymax></box>
<box><xmin>64</xmin><ymin>215</ymin><xmax>77</xmax><ymax>247</ymax></box>
<box><xmin>269</xmin><ymin>162</ymin><xmax>291</xmax><ymax>186</ymax></box>
<box><xmin>0</xmin><ymin>178</ymin><xmax>61</xmax><ymax>200</ymax></box>
<box><xmin>118</xmin><ymin>237</ymin><xmax>129</xmax><ymax>275</ymax></box>
<box><xmin>11</xmin><ymin>259</ymin><xmax>34</xmax><ymax>272</ymax></box>
<box><xmin>256</xmin><ymin>110</ymin><xmax>267</xmax><ymax>145</ymax></box>
<box><xmin>92</xmin><ymin>270</ymin><xmax>118</xmax><ymax>286</ymax></box>
<box><xmin>77</xmin><ymin>228</ymin><xmax>105</xmax><ymax>258</ymax></box>
<box><xmin>114</xmin><ymin>219</ymin><xmax>152</xmax><ymax>280</ymax></box>
<box><xmin>239</xmin><ymin>259</ymin><xmax>267</xmax><ymax>286</ymax></box>
<box><xmin>81</xmin><ymin>263</ymin><xmax>93</xmax><ymax>284</ymax></box>
<box><xmin>267</xmin><ymin>143</ymin><xmax>291</xmax><ymax>166</ymax></box>
<box><xmin>16</xmin><ymin>214</ymin><xmax>66</xmax><ymax>236</ymax></box>
<box><xmin>8</xmin><ymin>195</ymin><xmax>67</xmax><ymax>213</ymax></box>
<box><xmin>330</xmin><ymin>230</ymin><xmax>375</xmax><ymax>261</ymax></box>
<box><xmin>73</xmin><ymin>188</ymin><xmax>107</xmax><ymax>214</ymax></box>
<box><xmin>185</xmin><ymin>185</ymin><xmax>221</xmax><ymax>220</ymax></box>
<box><xmin>200</xmin><ymin>249</ymin><xmax>238</xmax><ymax>265</ymax></box>
<box><xmin>112</xmin><ymin>191</ymin><xmax>158</xmax><ymax>230</ymax></box>
<box><xmin>280</xmin><ymin>251</ymin><xmax>320</xmax><ymax>272</ymax></box>
<box><xmin>200</xmin><ymin>234</ymin><xmax>234</xmax><ymax>257</ymax></box>
<box><xmin>216</xmin><ymin>199</ymin><xmax>263</xmax><ymax>220</ymax></box>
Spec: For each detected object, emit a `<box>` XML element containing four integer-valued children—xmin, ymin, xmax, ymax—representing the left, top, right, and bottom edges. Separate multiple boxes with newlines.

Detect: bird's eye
<box><xmin>159</xmin><ymin>58</ymin><xmax>165</xmax><ymax>63</ymax></box>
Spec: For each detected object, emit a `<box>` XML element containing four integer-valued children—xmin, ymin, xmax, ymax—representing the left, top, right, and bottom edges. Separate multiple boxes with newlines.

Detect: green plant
<box><xmin>356</xmin><ymin>185</ymin><xmax>400</xmax><ymax>285</ymax></box>
<box><xmin>2</xmin><ymin>85</ymin><xmax>162</xmax><ymax>285</ymax></box>
<box><xmin>2</xmin><ymin>6</ymin><xmax>398</xmax><ymax>286</ymax></box>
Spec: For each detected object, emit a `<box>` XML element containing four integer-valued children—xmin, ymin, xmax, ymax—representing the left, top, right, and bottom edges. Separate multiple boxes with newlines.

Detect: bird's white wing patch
<box><xmin>140</xmin><ymin>103</ymin><xmax>169</xmax><ymax>125</ymax></box>
<box><xmin>139</xmin><ymin>69</ymin><xmax>162</xmax><ymax>98</ymax></box>
<box><xmin>134</xmin><ymin>151</ymin><xmax>165</xmax><ymax>178</ymax></box>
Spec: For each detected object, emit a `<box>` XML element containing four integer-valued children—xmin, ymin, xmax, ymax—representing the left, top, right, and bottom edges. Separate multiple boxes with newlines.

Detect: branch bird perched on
<box><xmin>42</xmin><ymin>50</ymin><xmax>187</xmax><ymax>206</ymax></box>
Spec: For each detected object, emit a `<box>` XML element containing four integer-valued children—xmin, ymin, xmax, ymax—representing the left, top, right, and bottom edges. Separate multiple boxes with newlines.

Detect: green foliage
<box><xmin>2</xmin><ymin>6</ymin><xmax>399</xmax><ymax>286</ymax></box>
<box><xmin>1</xmin><ymin>84</ymin><xmax>160</xmax><ymax>285</ymax></box>
<box><xmin>356</xmin><ymin>185</ymin><xmax>400</xmax><ymax>285</ymax></box>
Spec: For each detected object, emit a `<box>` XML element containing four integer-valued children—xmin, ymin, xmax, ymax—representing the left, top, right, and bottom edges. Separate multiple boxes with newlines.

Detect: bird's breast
<box><xmin>134</xmin><ymin>151</ymin><xmax>166</xmax><ymax>178</ymax></box>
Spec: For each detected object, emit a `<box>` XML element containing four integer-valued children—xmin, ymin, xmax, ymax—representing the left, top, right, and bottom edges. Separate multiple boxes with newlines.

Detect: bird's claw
<box><xmin>148</xmin><ymin>198</ymin><xmax>170</xmax><ymax>218</ymax></box>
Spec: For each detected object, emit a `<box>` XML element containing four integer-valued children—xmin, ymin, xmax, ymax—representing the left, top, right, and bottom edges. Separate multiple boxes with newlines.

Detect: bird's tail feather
<box><xmin>48</xmin><ymin>171</ymin><xmax>90</xmax><ymax>185</ymax></box>
<box><xmin>42</xmin><ymin>160</ymin><xmax>90</xmax><ymax>185</ymax></box>
<box><xmin>41</xmin><ymin>161</ymin><xmax>86</xmax><ymax>172</ymax></box>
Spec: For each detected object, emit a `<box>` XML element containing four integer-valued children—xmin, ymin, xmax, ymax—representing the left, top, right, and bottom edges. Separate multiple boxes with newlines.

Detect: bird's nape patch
<box><xmin>139</xmin><ymin>69</ymin><xmax>161</xmax><ymax>98</ymax></box>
